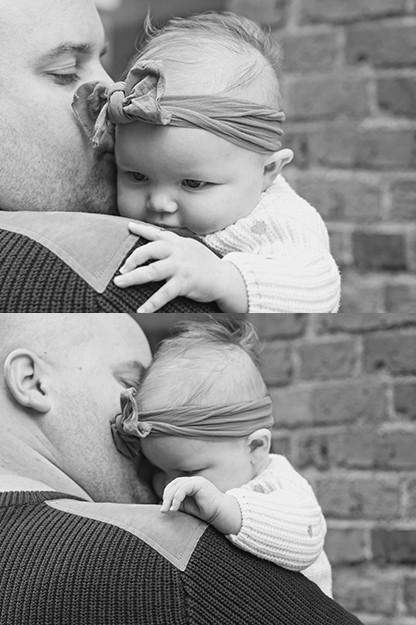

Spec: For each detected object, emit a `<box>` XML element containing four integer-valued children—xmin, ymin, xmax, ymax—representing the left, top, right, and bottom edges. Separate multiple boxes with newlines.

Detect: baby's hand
<box><xmin>161</xmin><ymin>476</ymin><xmax>242</xmax><ymax>535</ymax></box>
<box><xmin>113</xmin><ymin>222</ymin><xmax>248</xmax><ymax>313</ymax></box>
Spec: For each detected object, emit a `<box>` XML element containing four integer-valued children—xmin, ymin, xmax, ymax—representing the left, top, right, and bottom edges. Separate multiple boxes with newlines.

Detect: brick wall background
<box><xmin>135</xmin><ymin>312</ymin><xmax>416</xmax><ymax>625</ymax></box>
<box><xmin>231</xmin><ymin>0</ymin><xmax>416</xmax><ymax>313</ymax></box>
<box><xmin>99</xmin><ymin>0</ymin><xmax>416</xmax><ymax>312</ymax></box>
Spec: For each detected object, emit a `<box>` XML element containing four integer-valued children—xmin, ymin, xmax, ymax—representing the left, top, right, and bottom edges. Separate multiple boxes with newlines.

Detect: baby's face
<box><xmin>115</xmin><ymin>121</ymin><xmax>267</xmax><ymax>235</ymax></box>
<box><xmin>141</xmin><ymin>435</ymin><xmax>255</xmax><ymax>492</ymax></box>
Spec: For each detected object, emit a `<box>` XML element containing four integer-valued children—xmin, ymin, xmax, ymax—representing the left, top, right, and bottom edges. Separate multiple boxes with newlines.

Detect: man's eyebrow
<box><xmin>38</xmin><ymin>41</ymin><xmax>109</xmax><ymax>64</ymax></box>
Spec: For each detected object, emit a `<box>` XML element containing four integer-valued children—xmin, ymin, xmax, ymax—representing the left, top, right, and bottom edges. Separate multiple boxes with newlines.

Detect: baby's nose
<box><xmin>146</xmin><ymin>192</ymin><xmax>178</xmax><ymax>214</ymax></box>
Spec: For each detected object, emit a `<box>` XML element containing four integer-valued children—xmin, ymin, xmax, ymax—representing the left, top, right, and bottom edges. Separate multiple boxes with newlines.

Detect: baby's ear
<box><xmin>262</xmin><ymin>148</ymin><xmax>294</xmax><ymax>191</ymax></box>
<box><xmin>247</xmin><ymin>428</ymin><xmax>272</xmax><ymax>470</ymax></box>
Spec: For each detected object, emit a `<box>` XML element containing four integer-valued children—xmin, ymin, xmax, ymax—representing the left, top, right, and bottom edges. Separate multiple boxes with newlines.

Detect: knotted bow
<box><xmin>111</xmin><ymin>387</ymin><xmax>274</xmax><ymax>459</ymax></box>
<box><xmin>74</xmin><ymin>59</ymin><xmax>285</xmax><ymax>154</ymax></box>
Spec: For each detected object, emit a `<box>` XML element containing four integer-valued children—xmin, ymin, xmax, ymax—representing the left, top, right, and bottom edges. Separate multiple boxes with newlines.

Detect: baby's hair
<box><xmin>127</xmin><ymin>11</ymin><xmax>284</xmax><ymax>109</ymax></box>
<box><xmin>137</xmin><ymin>316</ymin><xmax>268</xmax><ymax>412</ymax></box>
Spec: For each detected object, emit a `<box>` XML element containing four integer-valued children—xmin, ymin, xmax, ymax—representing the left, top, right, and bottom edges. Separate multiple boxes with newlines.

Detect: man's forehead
<box><xmin>0</xmin><ymin>0</ymin><xmax>104</xmax><ymax>56</ymax></box>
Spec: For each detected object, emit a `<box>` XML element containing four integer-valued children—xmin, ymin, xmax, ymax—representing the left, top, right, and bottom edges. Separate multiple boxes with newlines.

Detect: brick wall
<box><xmin>227</xmin><ymin>0</ymin><xmax>416</xmax><ymax>312</ymax></box>
<box><xmin>136</xmin><ymin>312</ymin><xmax>416</xmax><ymax>625</ymax></box>
<box><xmin>251</xmin><ymin>312</ymin><xmax>416</xmax><ymax>625</ymax></box>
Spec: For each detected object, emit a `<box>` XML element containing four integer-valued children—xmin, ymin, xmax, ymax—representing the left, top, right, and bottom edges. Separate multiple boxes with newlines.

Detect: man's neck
<box><xmin>0</xmin><ymin>464</ymin><xmax>92</xmax><ymax>500</ymax></box>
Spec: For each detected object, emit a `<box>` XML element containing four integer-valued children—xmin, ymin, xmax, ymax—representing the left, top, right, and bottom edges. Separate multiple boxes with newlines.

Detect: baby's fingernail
<box><xmin>118</xmin><ymin>265</ymin><xmax>127</xmax><ymax>274</ymax></box>
<box><xmin>114</xmin><ymin>276</ymin><xmax>125</xmax><ymax>286</ymax></box>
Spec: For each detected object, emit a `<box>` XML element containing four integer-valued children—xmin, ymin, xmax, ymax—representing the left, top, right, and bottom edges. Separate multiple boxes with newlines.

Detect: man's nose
<box><xmin>146</xmin><ymin>192</ymin><xmax>178</xmax><ymax>214</ymax></box>
<box><xmin>85</xmin><ymin>59</ymin><xmax>113</xmax><ymax>86</ymax></box>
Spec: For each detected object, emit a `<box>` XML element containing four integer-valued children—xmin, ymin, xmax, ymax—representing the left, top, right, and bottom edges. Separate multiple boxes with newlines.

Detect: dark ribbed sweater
<box><xmin>0</xmin><ymin>211</ymin><xmax>221</xmax><ymax>313</ymax></box>
<box><xmin>0</xmin><ymin>491</ymin><xmax>364</xmax><ymax>625</ymax></box>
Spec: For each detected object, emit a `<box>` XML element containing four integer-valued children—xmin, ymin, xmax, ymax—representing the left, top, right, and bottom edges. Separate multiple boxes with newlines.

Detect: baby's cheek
<box><xmin>117</xmin><ymin>184</ymin><xmax>146</xmax><ymax>220</ymax></box>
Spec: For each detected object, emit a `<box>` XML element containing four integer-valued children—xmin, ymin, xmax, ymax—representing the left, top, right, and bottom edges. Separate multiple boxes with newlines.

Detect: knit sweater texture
<box><xmin>0</xmin><ymin>211</ymin><xmax>220</xmax><ymax>312</ymax></box>
<box><xmin>202</xmin><ymin>175</ymin><xmax>340</xmax><ymax>312</ymax></box>
<box><xmin>226</xmin><ymin>454</ymin><xmax>332</xmax><ymax>597</ymax></box>
<box><xmin>0</xmin><ymin>490</ymin><xmax>364</xmax><ymax>625</ymax></box>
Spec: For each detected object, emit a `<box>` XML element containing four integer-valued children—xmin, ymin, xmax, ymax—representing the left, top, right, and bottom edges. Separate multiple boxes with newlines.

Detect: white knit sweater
<box><xmin>202</xmin><ymin>175</ymin><xmax>340</xmax><ymax>313</ymax></box>
<box><xmin>226</xmin><ymin>453</ymin><xmax>333</xmax><ymax>597</ymax></box>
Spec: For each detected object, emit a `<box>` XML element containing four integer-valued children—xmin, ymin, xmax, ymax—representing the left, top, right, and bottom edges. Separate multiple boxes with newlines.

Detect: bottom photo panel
<box><xmin>0</xmin><ymin>312</ymin><xmax>415</xmax><ymax>625</ymax></box>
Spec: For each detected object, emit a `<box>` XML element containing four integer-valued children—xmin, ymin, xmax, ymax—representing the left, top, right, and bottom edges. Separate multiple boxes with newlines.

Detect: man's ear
<box><xmin>4</xmin><ymin>349</ymin><xmax>52</xmax><ymax>413</ymax></box>
<box><xmin>247</xmin><ymin>428</ymin><xmax>272</xmax><ymax>471</ymax></box>
<box><xmin>262</xmin><ymin>148</ymin><xmax>294</xmax><ymax>191</ymax></box>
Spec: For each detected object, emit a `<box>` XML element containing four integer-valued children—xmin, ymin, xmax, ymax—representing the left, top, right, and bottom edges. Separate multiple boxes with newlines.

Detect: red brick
<box><xmin>394</xmin><ymin>382</ymin><xmax>416</xmax><ymax>421</ymax></box>
<box><xmin>309</xmin><ymin>124</ymin><xmax>416</xmax><ymax>170</ymax></box>
<box><xmin>328</xmin><ymin>230</ymin><xmax>351</xmax><ymax>268</ymax></box>
<box><xmin>294</xmin><ymin>432</ymin><xmax>333</xmax><ymax>469</ymax></box>
<box><xmin>378</xmin><ymin>78</ymin><xmax>416</xmax><ymax>118</ymax></box>
<box><xmin>226</xmin><ymin>0</ymin><xmax>287</xmax><ymax>27</ymax></box>
<box><xmin>316</xmin><ymin>313</ymin><xmax>416</xmax><ymax>333</ymax></box>
<box><xmin>363</xmin><ymin>332</ymin><xmax>416</xmax><ymax>375</ymax></box>
<box><xmin>281</xmin><ymin>129</ymin><xmax>313</xmax><ymax>169</ymax></box>
<box><xmin>386</xmin><ymin>282</ymin><xmax>416</xmax><ymax>313</ymax></box>
<box><xmin>291</xmin><ymin>172</ymin><xmax>382</xmax><ymax>222</ymax></box>
<box><xmin>338</xmin><ymin>273</ymin><xmax>385</xmax><ymax>313</ymax></box>
<box><xmin>310</xmin><ymin>380</ymin><xmax>388</xmax><ymax>425</ymax></box>
<box><xmin>260</xmin><ymin>342</ymin><xmax>293</xmax><ymax>387</ymax></box>
<box><xmin>279</xmin><ymin>31</ymin><xmax>339</xmax><ymax>72</ymax></box>
<box><xmin>346</xmin><ymin>23</ymin><xmax>416</xmax><ymax>67</ymax></box>
<box><xmin>270</xmin><ymin>435</ymin><xmax>291</xmax><ymax>458</ymax></box>
<box><xmin>301</xmin><ymin>0</ymin><xmax>407</xmax><ymax>24</ymax></box>
<box><xmin>332</xmin><ymin>567</ymin><xmax>398</xmax><ymax>616</ymax></box>
<box><xmin>336</xmin><ymin>429</ymin><xmax>416</xmax><ymax>469</ymax></box>
<box><xmin>404</xmin><ymin>577</ymin><xmax>416</xmax><ymax>615</ymax></box>
<box><xmin>297</xmin><ymin>339</ymin><xmax>357</xmax><ymax>380</ymax></box>
<box><xmin>372</xmin><ymin>528</ymin><xmax>416</xmax><ymax>563</ymax></box>
<box><xmin>406</xmin><ymin>478</ymin><xmax>416</xmax><ymax>517</ymax></box>
<box><xmin>391</xmin><ymin>180</ymin><xmax>416</xmax><ymax>221</ymax></box>
<box><xmin>326</xmin><ymin>528</ymin><xmax>368</xmax><ymax>564</ymax></box>
<box><xmin>247</xmin><ymin>313</ymin><xmax>307</xmax><ymax>339</ymax></box>
<box><xmin>352</xmin><ymin>231</ymin><xmax>408</xmax><ymax>271</ymax></box>
<box><xmin>285</xmin><ymin>75</ymin><xmax>369</xmax><ymax>121</ymax></box>
<box><xmin>270</xmin><ymin>386</ymin><xmax>314</xmax><ymax>428</ymax></box>
<box><xmin>316</xmin><ymin>476</ymin><xmax>401</xmax><ymax>519</ymax></box>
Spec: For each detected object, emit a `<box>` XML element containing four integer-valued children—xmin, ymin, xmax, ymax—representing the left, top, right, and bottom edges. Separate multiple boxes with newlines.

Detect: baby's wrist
<box><xmin>213</xmin><ymin>494</ymin><xmax>242</xmax><ymax>535</ymax></box>
<box><xmin>215</xmin><ymin>261</ymin><xmax>248</xmax><ymax>313</ymax></box>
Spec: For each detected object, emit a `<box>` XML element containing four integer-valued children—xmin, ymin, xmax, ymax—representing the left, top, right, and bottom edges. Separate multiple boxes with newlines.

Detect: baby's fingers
<box><xmin>137</xmin><ymin>277</ymin><xmax>181</xmax><ymax>313</ymax></box>
<box><xmin>115</xmin><ymin>258</ymin><xmax>173</xmax><ymax>289</ymax></box>
<box><xmin>128</xmin><ymin>221</ymin><xmax>174</xmax><ymax>242</ymax></box>
<box><xmin>118</xmin><ymin>241</ymin><xmax>170</xmax><ymax>275</ymax></box>
<box><xmin>161</xmin><ymin>481</ymin><xmax>188</xmax><ymax>513</ymax></box>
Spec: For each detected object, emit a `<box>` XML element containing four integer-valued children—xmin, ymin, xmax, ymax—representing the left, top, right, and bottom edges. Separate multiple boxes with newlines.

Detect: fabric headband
<box><xmin>110</xmin><ymin>387</ymin><xmax>274</xmax><ymax>459</ymax></box>
<box><xmin>92</xmin><ymin>59</ymin><xmax>285</xmax><ymax>154</ymax></box>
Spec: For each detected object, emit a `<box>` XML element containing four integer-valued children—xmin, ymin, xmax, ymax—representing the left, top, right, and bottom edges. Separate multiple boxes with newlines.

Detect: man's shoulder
<box><xmin>48</xmin><ymin>498</ymin><xmax>208</xmax><ymax>572</ymax></box>
<box><xmin>0</xmin><ymin>211</ymin><xmax>135</xmax><ymax>294</ymax></box>
<box><xmin>0</xmin><ymin>211</ymin><xmax>221</xmax><ymax>312</ymax></box>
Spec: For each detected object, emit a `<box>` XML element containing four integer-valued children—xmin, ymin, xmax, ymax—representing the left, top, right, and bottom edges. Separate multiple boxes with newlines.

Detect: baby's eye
<box><xmin>182</xmin><ymin>179</ymin><xmax>208</xmax><ymax>190</ymax></box>
<box><xmin>128</xmin><ymin>171</ymin><xmax>148</xmax><ymax>183</ymax></box>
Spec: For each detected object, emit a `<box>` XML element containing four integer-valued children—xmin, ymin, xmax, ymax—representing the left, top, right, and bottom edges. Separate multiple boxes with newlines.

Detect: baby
<box><xmin>111</xmin><ymin>317</ymin><xmax>333</xmax><ymax>597</ymax></box>
<box><xmin>85</xmin><ymin>12</ymin><xmax>340</xmax><ymax>314</ymax></box>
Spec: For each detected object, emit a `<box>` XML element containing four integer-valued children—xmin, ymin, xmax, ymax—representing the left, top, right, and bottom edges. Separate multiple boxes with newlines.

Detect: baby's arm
<box><xmin>113</xmin><ymin>223</ymin><xmax>248</xmax><ymax>313</ymax></box>
<box><xmin>204</xmin><ymin>176</ymin><xmax>341</xmax><ymax>313</ymax></box>
<box><xmin>161</xmin><ymin>476</ymin><xmax>242</xmax><ymax>535</ymax></box>
<box><xmin>161</xmin><ymin>456</ymin><xmax>327</xmax><ymax>573</ymax></box>
<box><xmin>225</xmin><ymin>455</ymin><xmax>327</xmax><ymax>571</ymax></box>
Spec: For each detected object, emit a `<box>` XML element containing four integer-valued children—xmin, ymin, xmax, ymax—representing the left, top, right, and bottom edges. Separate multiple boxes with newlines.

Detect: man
<box><xmin>0</xmin><ymin>0</ymin><xmax>218</xmax><ymax>312</ymax></box>
<box><xmin>0</xmin><ymin>313</ymin><xmax>363</xmax><ymax>624</ymax></box>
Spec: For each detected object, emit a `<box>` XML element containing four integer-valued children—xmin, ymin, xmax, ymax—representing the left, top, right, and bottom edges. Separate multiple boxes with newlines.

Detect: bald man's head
<box><xmin>0</xmin><ymin>314</ymin><xmax>139</xmax><ymax>369</ymax></box>
<box><xmin>0</xmin><ymin>314</ymin><xmax>153</xmax><ymax>503</ymax></box>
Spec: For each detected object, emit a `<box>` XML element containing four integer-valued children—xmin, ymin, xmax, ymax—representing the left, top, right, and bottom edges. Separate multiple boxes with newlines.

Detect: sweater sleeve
<box><xmin>225</xmin><ymin>455</ymin><xmax>327</xmax><ymax>572</ymax></box>
<box><xmin>203</xmin><ymin>176</ymin><xmax>341</xmax><ymax>313</ymax></box>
